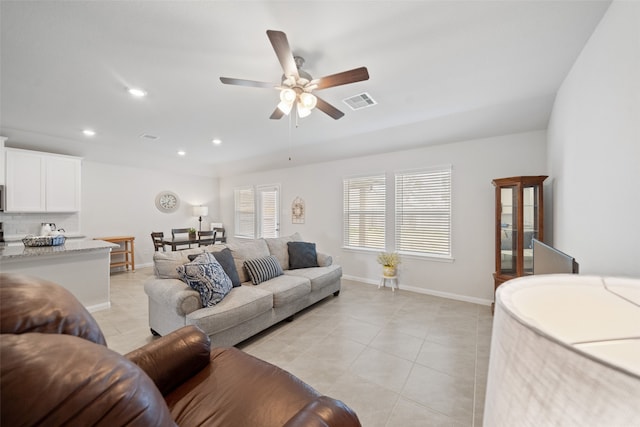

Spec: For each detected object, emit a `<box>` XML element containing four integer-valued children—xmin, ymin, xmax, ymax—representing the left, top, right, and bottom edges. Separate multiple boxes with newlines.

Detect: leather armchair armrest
<box><xmin>126</xmin><ymin>325</ymin><xmax>211</xmax><ymax>396</ymax></box>
<box><xmin>283</xmin><ymin>396</ymin><xmax>361</xmax><ymax>427</ymax></box>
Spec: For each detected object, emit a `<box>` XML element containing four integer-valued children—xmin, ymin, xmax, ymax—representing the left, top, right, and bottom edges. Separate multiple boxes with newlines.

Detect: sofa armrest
<box><xmin>283</xmin><ymin>396</ymin><xmax>361</xmax><ymax>427</ymax></box>
<box><xmin>144</xmin><ymin>277</ymin><xmax>202</xmax><ymax>316</ymax></box>
<box><xmin>126</xmin><ymin>325</ymin><xmax>211</xmax><ymax>396</ymax></box>
<box><xmin>317</xmin><ymin>252</ymin><xmax>333</xmax><ymax>267</ymax></box>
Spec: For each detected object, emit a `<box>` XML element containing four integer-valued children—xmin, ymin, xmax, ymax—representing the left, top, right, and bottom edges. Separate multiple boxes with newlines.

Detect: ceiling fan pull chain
<box><xmin>288</xmin><ymin>111</ymin><xmax>293</xmax><ymax>161</ymax></box>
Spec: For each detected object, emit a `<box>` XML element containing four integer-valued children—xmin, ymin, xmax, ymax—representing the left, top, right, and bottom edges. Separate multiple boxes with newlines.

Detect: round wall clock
<box><xmin>155</xmin><ymin>191</ymin><xmax>180</xmax><ymax>213</ymax></box>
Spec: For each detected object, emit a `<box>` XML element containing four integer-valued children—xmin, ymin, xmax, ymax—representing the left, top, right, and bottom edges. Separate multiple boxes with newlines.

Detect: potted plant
<box><xmin>377</xmin><ymin>251</ymin><xmax>400</xmax><ymax>277</ymax></box>
<box><xmin>188</xmin><ymin>228</ymin><xmax>197</xmax><ymax>239</ymax></box>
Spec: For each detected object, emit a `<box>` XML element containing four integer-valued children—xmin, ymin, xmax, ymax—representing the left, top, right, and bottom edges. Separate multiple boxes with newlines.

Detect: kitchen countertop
<box><xmin>0</xmin><ymin>239</ymin><xmax>118</xmax><ymax>260</ymax></box>
<box><xmin>2</xmin><ymin>233</ymin><xmax>86</xmax><ymax>243</ymax></box>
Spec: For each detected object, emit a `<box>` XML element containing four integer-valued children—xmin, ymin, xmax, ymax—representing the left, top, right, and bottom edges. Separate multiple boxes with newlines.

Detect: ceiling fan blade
<box><xmin>220</xmin><ymin>77</ymin><xmax>276</xmax><ymax>89</ymax></box>
<box><xmin>314</xmin><ymin>67</ymin><xmax>369</xmax><ymax>90</ymax></box>
<box><xmin>270</xmin><ymin>107</ymin><xmax>285</xmax><ymax>120</ymax></box>
<box><xmin>315</xmin><ymin>96</ymin><xmax>345</xmax><ymax>120</ymax></box>
<box><xmin>266</xmin><ymin>30</ymin><xmax>299</xmax><ymax>79</ymax></box>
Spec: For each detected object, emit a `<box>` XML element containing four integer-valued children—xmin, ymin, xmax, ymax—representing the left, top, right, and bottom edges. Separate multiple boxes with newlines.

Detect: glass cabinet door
<box><xmin>522</xmin><ymin>185</ymin><xmax>540</xmax><ymax>275</ymax></box>
<box><xmin>499</xmin><ymin>187</ymin><xmax>517</xmax><ymax>276</ymax></box>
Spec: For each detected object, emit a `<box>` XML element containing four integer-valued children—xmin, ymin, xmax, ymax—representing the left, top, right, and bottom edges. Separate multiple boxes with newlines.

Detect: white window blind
<box><xmin>234</xmin><ymin>186</ymin><xmax>255</xmax><ymax>238</ymax></box>
<box><xmin>395</xmin><ymin>166</ymin><xmax>452</xmax><ymax>257</ymax></box>
<box><xmin>257</xmin><ymin>185</ymin><xmax>279</xmax><ymax>238</ymax></box>
<box><xmin>343</xmin><ymin>174</ymin><xmax>386</xmax><ymax>249</ymax></box>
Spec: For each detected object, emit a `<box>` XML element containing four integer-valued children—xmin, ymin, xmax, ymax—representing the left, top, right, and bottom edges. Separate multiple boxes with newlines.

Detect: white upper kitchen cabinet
<box><xmin>5</xmin><ymin>148</ymin><xmax>81</xmax><ymax>212</ymax></box>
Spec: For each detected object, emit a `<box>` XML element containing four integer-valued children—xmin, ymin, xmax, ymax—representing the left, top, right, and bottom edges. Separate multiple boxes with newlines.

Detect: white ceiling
<box><xmin>0</xmin><ymin>1</ymin><xmax>611</xmax><ymax>178</ymax></box>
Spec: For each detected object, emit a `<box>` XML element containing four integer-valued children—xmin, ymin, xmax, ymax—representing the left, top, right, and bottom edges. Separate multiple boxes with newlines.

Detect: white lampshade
<box><xmin>299</xmin><ymin>92</ymin><xmax>317</xmax><ymax>110</ymax></box>
<box><xmin>280</xmin><ymin>88</ymin><xmax>296</xmax><ymax>103</ymax></box>
<box><xmin>192</xmin><ymin>206</ymin><xmax>208</xmax><ymax>217</ymax></box>
<box><xmin>277</xmin><ymin>100</ymin><xmax>293</xmax><ymax>115</ymax></box>
<box><xmin>296</xmin><ymin>103</ymin><xmax>312</xmax><ymax>118</ymax></box>
<box><xmin>485</xmin><ymin>275</ymin><xmax>640</xmax><ymax>426</ymax></box>
<box><xmin>277</xmin><ymin>88</ymin><xmax>296</xmax><ymax>115</ymax></box>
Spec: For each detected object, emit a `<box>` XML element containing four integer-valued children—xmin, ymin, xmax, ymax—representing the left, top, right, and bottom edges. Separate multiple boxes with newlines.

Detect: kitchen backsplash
<box><xmin>0</xmin><ymin>212</ymin><xmax>80</xmax><ymax>236</ymax></box>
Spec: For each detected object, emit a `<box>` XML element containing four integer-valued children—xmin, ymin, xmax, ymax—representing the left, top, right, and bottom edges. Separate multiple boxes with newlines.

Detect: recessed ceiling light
<box><xmin>82</xmin><ymin>129</ymin><xmax>96</xmax><ymax>136</ymax></box>
<box><xmin>177</xmin><ymin>150</ymin><xmax>186</xmax><ymax>156</ymax></box>
<box><xmin>212</xmin><ymin>139</ymin><xmax>222</xmax><ymax>145</ymax></box>
<box><xmin>128</xmin><ymin>87</ymin><xmax>147</xmax><ymax>98</ymax></box>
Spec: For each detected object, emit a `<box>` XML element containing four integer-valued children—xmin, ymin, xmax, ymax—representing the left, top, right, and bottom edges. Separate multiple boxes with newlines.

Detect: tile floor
<box><xmin>93</xmin><ymin>268</ymin><xmax>493</xmax><ymax>427</ymax></box>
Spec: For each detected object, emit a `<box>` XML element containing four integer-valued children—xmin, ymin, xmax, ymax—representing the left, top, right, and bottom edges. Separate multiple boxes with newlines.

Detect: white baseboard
<box><xmin>87</xmin><ymin>301</ymin><xmax>111</xmax><ymax>312</ymax></box>
<box><xmin>342</xmin><ymin>274</ymin><xmax>493</xmax><ymax>306</ymax></box>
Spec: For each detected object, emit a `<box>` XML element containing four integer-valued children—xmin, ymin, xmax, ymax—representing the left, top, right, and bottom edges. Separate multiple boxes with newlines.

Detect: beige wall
<box><xmin>548</xmin><ymin>0</ymin><xmax>640</xmax><ymax>277</ymax></box>
<box><xmin>220</xmin><ymin>130</ymin><xmax>547</xmax><ymax>304</ymax></box>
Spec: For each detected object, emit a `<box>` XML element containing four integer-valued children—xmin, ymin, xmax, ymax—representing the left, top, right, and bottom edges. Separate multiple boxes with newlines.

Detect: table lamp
<box><xmin>192</xmin><ymin>206</ymin><xmax>208</xmax><ymax>232</ymax></box>
<box><xmin>485</xmin><ymin>274</ymin><xmax>640</xmax><ymax>426</ymax></box>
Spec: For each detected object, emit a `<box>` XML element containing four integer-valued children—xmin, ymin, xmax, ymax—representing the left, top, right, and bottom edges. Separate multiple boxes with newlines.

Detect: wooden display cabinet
<box><xmin>492</xmin><ymin>176</ymin><xmax>547</xmax><ymax>300</ymax></box>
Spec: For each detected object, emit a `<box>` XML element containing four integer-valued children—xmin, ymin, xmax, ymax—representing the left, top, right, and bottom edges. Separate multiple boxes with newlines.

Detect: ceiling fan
<box><xmin>220</xmin><ymin>30</ymin><xmax>369</xmax><ymax>120</ymax></box>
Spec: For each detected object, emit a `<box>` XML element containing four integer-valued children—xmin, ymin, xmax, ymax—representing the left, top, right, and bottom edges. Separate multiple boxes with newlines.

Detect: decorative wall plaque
<box><xmin>291</xmin><ymin>196</ymin><xmax>305</xmax><ymax>224</ymax></box>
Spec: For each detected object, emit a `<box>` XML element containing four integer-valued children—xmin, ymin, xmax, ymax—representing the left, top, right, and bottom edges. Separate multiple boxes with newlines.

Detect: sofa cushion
<box><xmin>284</xmin><ymin>265</ymin><xmax>343</xmax><ymax>293</ymax></box>
<box><xmin>244</xmin><ymin>255</ymin><xmax>284</xmax><ymax>285</ymax></box>
<box><xmin>227</xmin><ymin>239</ymin><xmax>270</xmax><ymax>283</ymax></box>
<box><xmin>288</xmin><ymin>241</ymin><xmax>319</xmax><ymax>269</ymax></box>
<box><xmin>264</xmin><ymin>233</ymin><xmax>302</xmax><ymax>271</ymax></box>
<box><xmin>191</xmin><ymin>247</ymin><xmax>241</xmax><ymax>288</ymax></box>
<box><xmin>177</xmin><ymin>253</ymin><xmax>233</xmax><ymax>307</ymax></box>
<box><xmin>153</xmin><ymin>248</ymin><xmax>204</xmax><ymax>279</ymax></box>
<box><xmin>256</xmin><ymin>274</ymin><xmax>311</xmax><ymax>308</ymax></box>
<box><xmin>186</xmin><ymin>285</ymin><xmax>273</xmax><ymax>335</ymax></box>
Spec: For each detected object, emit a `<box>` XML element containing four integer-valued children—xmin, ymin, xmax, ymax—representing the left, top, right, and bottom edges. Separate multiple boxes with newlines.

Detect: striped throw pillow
<box><xmin>243</xmin><ymin>255</ymin><xmax>283</xmax><ymax>285</ymax></box>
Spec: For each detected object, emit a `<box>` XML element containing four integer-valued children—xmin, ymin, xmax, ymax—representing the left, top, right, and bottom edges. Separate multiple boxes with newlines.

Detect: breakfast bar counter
<box><xmin>0</xmin><ymin>239</ymin><xmax>119</xmax><ymax>311</ymax></box>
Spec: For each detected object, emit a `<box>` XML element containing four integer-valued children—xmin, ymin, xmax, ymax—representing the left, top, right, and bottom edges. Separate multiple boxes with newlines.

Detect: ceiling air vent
<box><xmin>140</xmin><ymin>134</ymin><xmax>159</xmax><ymax>140</ymax></box>
<box><xmin>343</xmin><ymin>92</ymin><xmax>377</xmax><ymax>111</ymax></box>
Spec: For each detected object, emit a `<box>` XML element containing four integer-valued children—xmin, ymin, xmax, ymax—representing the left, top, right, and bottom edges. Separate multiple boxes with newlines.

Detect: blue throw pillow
<box><xmin>243</xmin><ymin>255</ymin><xmax>283</xmax><ymax>285</ymax></box>
<box><xmin>287</xmin><ymin>241</ymin><xmax>318</xmax><ymax>269</ymax></box>
<box><xmin>177</xmin><ymin>252</ymin><xmax>233</xmax><ymax>306</ymax></box>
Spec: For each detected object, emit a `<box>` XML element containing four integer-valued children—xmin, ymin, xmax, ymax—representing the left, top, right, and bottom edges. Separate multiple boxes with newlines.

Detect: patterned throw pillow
<box><xmin>177</xmin><ymin>252</ymin><xmax>233</xmax><ymax>306</ymax></box>
<box><xmin>243</xmin><ymin>255</ymin><xmax>283</xmax><ymax>285</ymax></box>
<box><xmin>287</xmin><ymin>241</ymin><xmax>319</xmax><ymax>269</ymax></box>
<box><xmin>189</xmin><ymin>248</ymin><xmax>241</xmax><ymax>287</ymax></box>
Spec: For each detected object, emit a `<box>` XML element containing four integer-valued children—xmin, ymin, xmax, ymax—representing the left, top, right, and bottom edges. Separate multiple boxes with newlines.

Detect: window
<box><xmin>234</xmin><ymin>184</ymin><xmax>280</xmax><ymax>239</ymax></box>
<box><xmin>343</xmin><ymin>174</ymin><xmax>386</xmax><ymax>249</ymax></box>
<box><xmin>234</xmin><ymin>186</ymin><xmax>255</xmax><ymax>238</ymax></box>
<box><xmin>257</xmin><ymin>184</ymin><xmax>279</xmax><ymax>238</ymax></box>
<box><xmin>395</xmin><ymin>166</ymin><xmax>452</xmax><ymax>258</ymax></box>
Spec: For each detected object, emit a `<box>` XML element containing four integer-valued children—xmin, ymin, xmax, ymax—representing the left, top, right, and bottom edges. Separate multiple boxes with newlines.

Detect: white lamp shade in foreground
<box><xmin>485</xmin><ymin>274</ymin><xmax>640</xmax><ymax>426</ymax></box>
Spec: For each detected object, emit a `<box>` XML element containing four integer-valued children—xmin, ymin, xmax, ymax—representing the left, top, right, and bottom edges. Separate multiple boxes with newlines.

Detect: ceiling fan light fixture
<box><xmin>277</xmin><ymin>100</ymin><xmax>293</xmax><ymax>115</ymax></box>
<box><xmin>299</xmin><ymin>92</ymin><xmax>317</xmax><ymax>110</ymax></box>
<box><xmin>297</xmin><ymin>103</ymin><xmax>312</xmax><ymax>118</ymax></box>
<box><xmin>280</xmin><ymin>88</ymin><xmax>296</xmax><ymax>103</ymax></box>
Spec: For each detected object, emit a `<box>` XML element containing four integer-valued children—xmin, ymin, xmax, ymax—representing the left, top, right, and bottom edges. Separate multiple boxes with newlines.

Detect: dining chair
<box><xmin>171</xmin><ymin>228</ymin><xmax>192</xmax><ymax>250</ymax></box>
<box><xmin>213</xmin><ymin>227</ymin><xmax>226</xmax><ymax>243</ymax></box>
<box><xmin>151</xmin><ymin>232</ymin><xmax>165</xmax><ymax>252</ymax></box>
<box><xmin>197</xmin><ymin>230</ymin><xmax>216</xmax><ymax>247</ymax></box>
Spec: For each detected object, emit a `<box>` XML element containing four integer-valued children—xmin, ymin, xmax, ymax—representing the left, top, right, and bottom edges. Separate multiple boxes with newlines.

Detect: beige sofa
<box><xmin>144</xmin><ymin>234</ymin><xmax>342</xmax><ymax>346</ymax></box>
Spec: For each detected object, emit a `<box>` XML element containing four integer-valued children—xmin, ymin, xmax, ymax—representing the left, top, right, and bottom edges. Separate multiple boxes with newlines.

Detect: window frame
<box><xmin>342</xmin><ymin>173</ymin><xmax>386</xmax><ymax>251</ymax></box>
<box><xmin>233</xmin><ymin>184</ymin><xmax>280</xmax><ymax>239</ymax></box>
<box><xmin>394</xmin><ymin>165</ymin><xmax>453</xmax><ymax>260</ymax></box>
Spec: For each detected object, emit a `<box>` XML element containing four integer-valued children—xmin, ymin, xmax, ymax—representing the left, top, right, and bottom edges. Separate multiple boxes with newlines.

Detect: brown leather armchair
<box><xmin>0</xmin><ymin>273</ymin><xmax>361</xmax><ymax>427</ymax></box>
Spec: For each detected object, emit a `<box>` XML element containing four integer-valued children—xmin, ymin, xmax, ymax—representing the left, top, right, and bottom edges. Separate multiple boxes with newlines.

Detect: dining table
<box><xmin>161</xmin><ymin>236</ymin><xmax>214</xmax><ymax>251</ymax></box>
